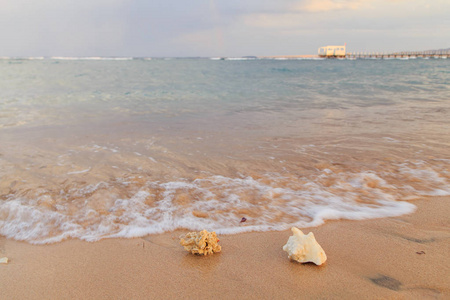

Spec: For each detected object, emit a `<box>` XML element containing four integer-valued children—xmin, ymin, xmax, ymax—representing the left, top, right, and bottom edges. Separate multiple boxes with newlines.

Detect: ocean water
<box><xmin>1</xmin><ymin>58</ymin><xmax>449</xmax><ymax>244</ymax></box>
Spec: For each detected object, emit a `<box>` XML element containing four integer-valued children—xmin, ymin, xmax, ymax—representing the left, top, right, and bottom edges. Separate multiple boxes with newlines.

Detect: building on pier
<box><xmin>318</xmin><ymin>45</ymin><xmax>346</xmax><ymax>58</ymax></box>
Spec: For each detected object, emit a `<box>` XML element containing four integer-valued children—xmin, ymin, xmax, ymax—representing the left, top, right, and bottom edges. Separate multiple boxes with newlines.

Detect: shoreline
<box><xmin>1</xmin><ymin>196</ymin><xmax>449</xmax><ymax>299</ymax></box>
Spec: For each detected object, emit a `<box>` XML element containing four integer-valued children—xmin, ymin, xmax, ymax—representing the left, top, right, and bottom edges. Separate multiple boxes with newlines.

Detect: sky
<box><xmin>1</xmin><ymin>0</ymin><xmax>449</xmax><ymax>57</ymax></box>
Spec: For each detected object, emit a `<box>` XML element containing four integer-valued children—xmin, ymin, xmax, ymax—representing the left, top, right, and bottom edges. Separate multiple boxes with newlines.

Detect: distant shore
<box><xmin>259</xmin><ymin>54</ymin><xmax>319</xmax><ymax>59</ymax></box>
<box><xmin>1</xmin><ymin>196</ymin><xmax>449</xmax><ymax>299</ymax></box>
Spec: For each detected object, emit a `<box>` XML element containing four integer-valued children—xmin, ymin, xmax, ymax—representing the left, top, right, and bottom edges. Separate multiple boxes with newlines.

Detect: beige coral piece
<box><xmin>283</xmin><ymin>227</ymin><xmax>327</xmax><ymax>265</ymax></box>
<box><xmin>180</xmin><ymin>230</ymin><xmax>221</xmax><ymax>255</ymax></box>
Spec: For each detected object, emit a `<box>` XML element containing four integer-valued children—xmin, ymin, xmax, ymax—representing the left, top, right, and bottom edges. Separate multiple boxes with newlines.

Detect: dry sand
<box><xmin>1</xmin><ymin>196</ymin><xmax>449</xmax><ymax>299</ymax></box>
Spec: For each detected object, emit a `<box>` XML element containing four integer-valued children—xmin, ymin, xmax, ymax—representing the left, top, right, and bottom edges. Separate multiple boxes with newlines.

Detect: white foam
<box><xmin>383</xmin><ymin>137</ymin><xmax>400</xmax><ymax>143</ymax></box>
<box><xmin>0</xmin><ymin>160</ymin><xmax>448</xmax><ymax>244</ymax></box>
<box><xmin>50</xmin><ymin>57</ymin><xmax>134</xmax><ymax>61</ymax></box>
<box><xmin>67</xmin><ymin>167</ymin><xmax>91</xmax><ymax>175</ymax></box>
<box><xmin>225</xmin><ymin>57</ymin><xmax>255</xmax><ymax>61</ymax></box>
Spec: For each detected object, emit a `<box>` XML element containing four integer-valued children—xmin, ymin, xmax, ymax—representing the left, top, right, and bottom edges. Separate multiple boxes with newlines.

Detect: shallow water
<box><xmin>1</xmin><ymin>58</ymin><xmax>449</xmax><ymax>243</ymax></box>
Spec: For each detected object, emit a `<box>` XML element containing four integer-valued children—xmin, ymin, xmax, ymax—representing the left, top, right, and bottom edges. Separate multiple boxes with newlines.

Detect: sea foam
<box><xmin>0</xmin><ymin>162</ymin><xmax>447</xmax><ymax>244</ymax></box>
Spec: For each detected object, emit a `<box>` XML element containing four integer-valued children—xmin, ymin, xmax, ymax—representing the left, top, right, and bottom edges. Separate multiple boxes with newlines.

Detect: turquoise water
<box><xmin>1</xmin><ymin>58</ymin><xmax>449</xmax><ymax>243</ymax></box>
<box><xmin>1</xmin><ymin>59</ymin><xmax>449</xmax><ymax>129</ymax></box>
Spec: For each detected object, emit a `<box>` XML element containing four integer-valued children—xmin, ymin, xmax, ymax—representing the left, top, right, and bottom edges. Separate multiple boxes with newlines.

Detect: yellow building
<box><xmin>318</xmin><ymin>45</ymin><xmax>346</xmax><ymax>57</ymax></box>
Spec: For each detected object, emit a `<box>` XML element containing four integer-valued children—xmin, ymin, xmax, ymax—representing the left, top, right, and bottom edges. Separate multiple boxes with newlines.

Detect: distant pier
<box><xmin>317</xmin><ymin>45</ymin><xmax>449</xmax><ymax>59</ymax></box>
<box><xmin>345</xmin><ymin>50</ymin><xmax>449</xmax><ymax>59</ymax></box>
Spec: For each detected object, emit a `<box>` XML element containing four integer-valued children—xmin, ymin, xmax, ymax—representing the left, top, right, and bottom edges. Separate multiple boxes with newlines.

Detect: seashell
<box><xmin>283</xmin><ymin>227</ymin><xmax>327</xmax><ymax>265</ymax></box>
<box><xmin>0</xmin><ymin>257</ymin><xmax>8</xmax><ymax>264</ymax></box>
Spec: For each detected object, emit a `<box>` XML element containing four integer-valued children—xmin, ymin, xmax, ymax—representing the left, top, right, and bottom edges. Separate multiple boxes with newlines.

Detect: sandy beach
<box><xmin>1</xmin><ymin>196</ymin><xmax>448</xmax><ymax>299</ymax></box>
<box><xmin>1</xmin><ymin>59</ymin><xmax>449</xmax><ymax>299</ymax></box>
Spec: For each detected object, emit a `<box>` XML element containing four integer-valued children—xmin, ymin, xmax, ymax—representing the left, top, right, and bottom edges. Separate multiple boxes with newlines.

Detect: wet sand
<box><xmin>1</xmin><ymin>196</ymin><xmax>449</xmax><ymax>299</ymax></box>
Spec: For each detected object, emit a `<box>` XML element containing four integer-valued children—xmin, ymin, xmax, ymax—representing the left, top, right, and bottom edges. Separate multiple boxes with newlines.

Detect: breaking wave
<box><xmin>1</xmin><ymin>161</ymin><xmax>448</xmax><ymax>244</ymax></box>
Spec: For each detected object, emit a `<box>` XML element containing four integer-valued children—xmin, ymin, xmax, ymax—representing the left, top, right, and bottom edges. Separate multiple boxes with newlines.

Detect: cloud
<box><xmin>0</xmin><ymin>0</ymin><xmax>128</xmax><ymax>56</ymax></box>
<box><xmin>171</xmin><ymin>28</ymin><xmax>225</xmax><ymax>56</ymax></box>
<box><xmin>294</xmin><ymin>0</ymin><xmax>366</xmax><ymax>13</ymax></box>
<box><xmin>0</xmin><ymin>0</ymin><xmax>449</xmax><ymax>56</ymax></box>
<box><xmin>0</xmin><ymin>0</ymin><xmax>125</xmax><ymax>15</ymax></box>
<box><xmin>241</xmin><ymin>13</ymin><xmax>303</xmax><ymax>29</ymax></box>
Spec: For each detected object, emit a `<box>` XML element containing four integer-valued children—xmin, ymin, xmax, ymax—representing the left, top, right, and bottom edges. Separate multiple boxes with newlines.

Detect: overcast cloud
<box><xmin>0</xmin><ymin>0</ymin><xmax>449</xmax><ymax>57</ymax></box>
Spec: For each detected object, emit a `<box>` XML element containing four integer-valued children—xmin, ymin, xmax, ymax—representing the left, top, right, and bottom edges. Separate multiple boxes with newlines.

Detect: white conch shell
<box><xmin>283</xmin><ymin>227</ymin><xmax>327</xmax><ymax>265</ymax></box>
